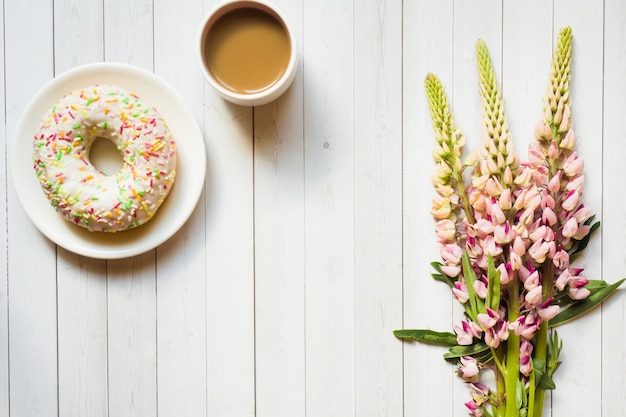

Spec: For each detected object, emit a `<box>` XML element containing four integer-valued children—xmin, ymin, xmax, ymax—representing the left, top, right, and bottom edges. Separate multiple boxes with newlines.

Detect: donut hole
<box><xmin>90</xmin><ymin>136</ymin><xmax>124</xmax><ymax>175</ymax></box>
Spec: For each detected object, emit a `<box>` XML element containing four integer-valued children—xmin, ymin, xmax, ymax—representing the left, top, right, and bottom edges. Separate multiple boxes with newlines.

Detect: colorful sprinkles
<box><xmin>32</xmin><ymin>85</ymin><xmax>177</xmax><ymax>232</ymax></box>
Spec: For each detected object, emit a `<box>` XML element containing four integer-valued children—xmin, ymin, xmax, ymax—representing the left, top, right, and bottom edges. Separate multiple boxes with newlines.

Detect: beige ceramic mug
<box><xmin>197</xmin><ymin>0</ymin><xmax>298</xmax><ymax>106</ymax></box>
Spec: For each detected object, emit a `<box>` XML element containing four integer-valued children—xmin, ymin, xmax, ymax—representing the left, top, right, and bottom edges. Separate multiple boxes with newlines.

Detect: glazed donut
<box><xmin>32</xmin><ymin>84</ymin><xmax>177</xmax><ymax>232</ymax></box>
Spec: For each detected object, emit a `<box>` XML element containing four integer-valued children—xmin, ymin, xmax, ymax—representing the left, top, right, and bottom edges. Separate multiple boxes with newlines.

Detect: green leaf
<box><xmin>550</xmin><ymin>278</ymin><xmax>625</xmax><ymax>327</ymax></box>
<box><xmin>486</xmin><ymin>254</ymin><xmax>501</xmax><ymax>311</ymax></box>
<box><xmin>393</xmin><ymin>329</ymin><xmax>458</xmax><ymax>347</ymax></box>
<box><xmin>461</xmin><ymin>251</ymin><xmax>482</xmax><ymax>320</ymax></box>
<box><xmin>443</xmin><ymin>342</ymin><xmax>490</xmax><ymax>361</ymax></box>
<box><xmin>537</xmin><ymin>373</ymin><xmax>556</xmax><ymax>390</ymax></box>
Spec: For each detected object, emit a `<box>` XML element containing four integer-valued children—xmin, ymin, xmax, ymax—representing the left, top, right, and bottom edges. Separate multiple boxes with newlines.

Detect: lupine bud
<box><xmin>453</xmin><ymin>281</ymin><xmax>469</xmax><ymax>303</ymax></box>
<box><xmin>441</xmin><ymin>265</ymin><xmax>461</xmax><ymax>277</ymax></box>
<box><xmin>458</xmin><ymin>356</ymin><xmax>480</xmax><ymax>381</ymax></box>
<box><xmin>523</xmin><ymin>270</ymin><xmax>540</xmax><ymax>291</ymax></box>
<box><xmin>465</xmin><ymin>150</ymin><xmax>479</xmax><ymax>166</ymax></box>
<box><xmin>485</xmin><ymin>178</ymin><xmax>503</xmax><ymax>197</ymax></box>
<box><xmin>525</xmin><ymin>285</ymin><xmax>543</xmax><ymax>305</ymax></box>
<box><xmin>573</xmin><ymin>205</ymin><xmax>592</xmax><ymax>223</ymax></box>
<box><xmin>537</xmin><ymin>298</ymin><xmax>560</xmax><ymax>320</ymax></box>
<box><xmin>562</xmin><ymin>217</ymin><xmax>579</xmax><ymax>238</ymax></box>
<box><xmin>494</xmin><ymin>222</ymin><xmax>513</xmax><ymax>244</ymax></box>
<box><xmin>477</xmin><ymin>307</ymin><xmax>499</xmax><ymax>329</ymax></box>
<box><xmin>562</xmin><ymin>152</ymin><xmax>584</xmax><ymax>177</ymax></box>
<box><xmin>573</xmin><ymin>224</ymin><xmax>590</xmax><ymax>240</ymax></box>
<box><xmin>528</xmin><ymin>143</ymin><xmax>544</xmax><ymax>167</ymax></box>
<box><xmin>514</xmin><ymin>166</ymin><xmax>533</xmax><ymax>186</ymax></box>
<box><xmin>558</xmin><ymin>104</ymin><xmax>572</xmax><ymax>132</ymax></box>
<box><xmin>560</xmin><ymin>129</ymin><xmax>576</xmax><ymax>149</ymax></box>
<box><xmin>533</xmin><ymin>166</ymin><xmax>549</xmax><ymax>186</ymax></box>
<box><xmin>432</xmin><ymin>195</ymin><xmax>452</xmax><ymax>219</ymax></box>
<box><xmin>499</xmin><ymin>188</ymin><xmax>512</xmax><ymax>210</ymax></box>
<box><xmin>474</xmin><ymin>279</ymin><xmax>488</xmax><ymax>299</ymax></box>
<box><xmin>441</xmin><ymin>244</ymin><xmax>463</xmax><ymax>265</ymax></box>
<box><xmin>436</xmin><ymin>219</ymin><xmax>457</xmax><ymax>242</ymax></box>
<box><xmin>489</xmin><ymin>201</ymin><xmax>506</xmax><ymax>225</ymax></box>
<box><xmin>555</xmin><ymin>268</ymin><xmax>572</xmax><ymax>291</ymax></box>
<box><xmin>552</xmin><ymin>248</ymin><xmax>569</xmax><ymax>269</ymax></box>
<box><xmin>565</xmin><ymin>175</ymin><xmax>584</xmax><ymax>193</ymax></box>
<box><xmin>548</xmin><ymin>171</ymin><xmax>562</xmax><ymax>193</ymax></box>
<box><xmin>561</xmin><ymin>190</ymin><xmax>580</xmax><ymax>212</ymax></box>
<box><xmin>475</xmin><ymin>219</ymin><xmax>494</xmax><ymax>238</ymax></box>
<box><xmin>497</xmin><ymin>262</ymin><xmax>511</xmax><ymax>284</ymax></box>
<box><xmin>542</xmin><ymin>206</ymin><xmax>557</xmax><ymax>226</ymax></box>
<box><xmin>548</xmin><ymin>141</ymin><xmax>559</xmax><ymax>160</ymax></box>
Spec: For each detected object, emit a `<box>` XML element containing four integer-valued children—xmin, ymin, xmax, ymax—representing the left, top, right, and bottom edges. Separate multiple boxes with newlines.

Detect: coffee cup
<box><xmin>197</xmin><ymin>0</ymin><xmax>298</xmax><ymax>106</ymax></box>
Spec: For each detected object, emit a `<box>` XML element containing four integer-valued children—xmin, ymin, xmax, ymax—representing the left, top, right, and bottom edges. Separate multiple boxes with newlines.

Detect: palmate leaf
<box><xmin>393</xmin><ymin>329</ymin><xmax>458</xmax><ymax>347</ymax></box>
<box><xmin>550</xmin><ymin>278</ymin><xmax>625</xmax><ymax>327</ymax></box>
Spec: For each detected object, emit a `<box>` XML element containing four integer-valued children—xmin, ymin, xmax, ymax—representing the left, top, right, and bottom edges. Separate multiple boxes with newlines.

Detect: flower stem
<box><xmin>532</xmin><ymin>322</ymin><xmax>548</xmax><ymax>417</ymax></box>
<box><xmin>494</xmin><ymin>364</ymin><xmax>506</xmax><ymax>417</ymax></box>
<box><xmin>504</xmin><ymin>277</ymin><xmax>520</xmax><ymax>417</ymax></box>
<box><xmin>531</xmin><ymin>262</ymin><xmax>554</xmax><ymax>416</ymax></box>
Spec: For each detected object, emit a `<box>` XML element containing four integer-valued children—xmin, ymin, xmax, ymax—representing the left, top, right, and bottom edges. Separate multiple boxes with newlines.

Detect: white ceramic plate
<box><xmin>11</xmin><ymin>63</ymin><xmax>206</xmax><ymax>259</ymax></box>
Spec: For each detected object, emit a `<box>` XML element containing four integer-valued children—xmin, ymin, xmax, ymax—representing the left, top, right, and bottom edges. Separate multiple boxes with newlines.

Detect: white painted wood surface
<box><xmin>1</xmin><ymin>1</ymin><xmax>624</xmax><ymax>416</ymax></box>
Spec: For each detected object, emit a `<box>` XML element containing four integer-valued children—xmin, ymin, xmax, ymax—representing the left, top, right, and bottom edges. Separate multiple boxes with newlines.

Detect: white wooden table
<box><xmin>1</xmin><ymin>0</ymin><xmax>624</xmax><ymax>416</ymax></box>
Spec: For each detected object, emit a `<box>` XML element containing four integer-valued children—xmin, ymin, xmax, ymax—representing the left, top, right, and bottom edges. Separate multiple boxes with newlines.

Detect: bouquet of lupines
<box><xmin>395</xmin><ymin>27</ymin><xmax>624</xmax><ymax>417</ymax></box>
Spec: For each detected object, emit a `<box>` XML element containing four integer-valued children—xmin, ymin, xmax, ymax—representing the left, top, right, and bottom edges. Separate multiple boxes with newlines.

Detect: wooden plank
<box><xmin>353</xmin><ymin>0</ymin><xmax>403</xmax><ymax>415</ymax></box>
<box><xmin>52</xmin><ymin>2</ymin><xmax>109</xmax><ymax>416</ymax></box>
<box><xmin>451</xmin><ymin>2</ymin><xmax>502</xmax><ymax>415</ymax></box>
<box><xmin>203</xmin><ymin>94</ymin><xmax>256</xmax><ymax>416</ymax></box>
<box><xmin>253</xmin><ymin>0</ymin><xmax>305</xmax><ymax>415</ymax></box>
<box><xmin>5</xmin><ymin>0</ymin><xmax>58</xmax><ymax>416</ymax></box>
<box><xmin>199</xmin><ymin>1</ymin><xmax>256</xmax><ymax>415</ymax></box>
<box><xmin>106</xmin><ymin>254</ymin><xmax>157</xmax><ymax>417</ymax></box>
<box><xmin>0</xmin><ymin>0</ymin><xmax>7</xmax><ymax>414</ymax></box>
<box><xmin>502</xmin><ymin>0</ymin><xmax>553</xmax><ymax>155</ymax></box>
<box><xmin>601</xmin><ymin>0</ymin><xmax>626</xmax><ymax>416</ymax></box>
<box><xmin>402</xmin><ymin>0</ymin><xmax>455</xmax><ymax>415</ymax></box>
<box><xmin>103</xmin><ymin>1</ymin><xmax>157</xmax><ymax>416</ymax></box>
<box><xmin>302</xmin><ymin>1</ymin><xmax>355</xmax><ymax>416</ymax></box>
<box><xmin>552</xmin><ymin>1</ymin><xmax>604</xmax><ymax>415</ymax></box>
<box><xmin>56</xmin><ymin>253</ymin><xmax>108</xmax><ymax>417</ymax></box>
<box><xmin>153</xmin><ymin>0</ymin><xmax>208</xmax><ymax>415</ymax></box>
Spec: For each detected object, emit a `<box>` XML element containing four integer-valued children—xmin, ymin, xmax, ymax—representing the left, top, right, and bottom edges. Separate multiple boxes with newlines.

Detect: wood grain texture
<box><xmin>103</xmin><ymin>2</ymin><xmax>158</xmax><ymax>417</ymax></box>
<box><xmin>302</xmin><ymin>1</ymin><xmax>355</xmax><ymax>416</ymax></box>
<box><xmin>52</xmin><ymin>2</ymin><xmax>109</xmax><ymax>416</ymax></box>
<box><xmin>253</xmin><ymin>0</ymin><xmax>306</xmax><ymax>415</ymax></box>
<box><xmin>552</xmin><ymin>2</ymin><xmax>604</xmax><ymax>416</ymax></box>
<box><xmin>153</xmin><ymin>1</ymin><xmax>207</xmax><ymax>416</ymax></box>
<box><xmin>601</xmin><ymin>1</ymin><xmax>626</xmax><ymax>416</ymax></box>
<box><xmin>201</xmin><ymin>4</ymin><xmax>255</xmax><ymax>415</ymax></box>
<box><xmin>402</xmin><ymin>0</ymin><xmax>455</xmax><ymax>415</ymax></box>
<box><xmin>5</xmin><ymin>0</ymin><xmax>58</xmax><ymax>416</ymax></box>
<box><xmin>1</xmin><ymin>1</ymin><xmax>625</xmax><ymax>416</ymax></box>
<box><xmin>450</xmin><ymin>2</ymin><xmax>503</xmax><ymax>415</ymax></box>
<box><xmin>353</xmin><ymin>0</ymin><xmax>404</xmax><ymax>416</ymax></box>
<box><xmin>0</xmin><ymin>0</ymin><xmax>8</xmax><ymax>414</ymax></box>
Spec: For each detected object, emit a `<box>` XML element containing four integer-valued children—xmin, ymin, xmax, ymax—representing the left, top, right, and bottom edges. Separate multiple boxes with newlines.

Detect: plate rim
<box><xmin>11</xmin><ymin>62</ymin><xmax>207</xmax><ymax>259</ymax></box>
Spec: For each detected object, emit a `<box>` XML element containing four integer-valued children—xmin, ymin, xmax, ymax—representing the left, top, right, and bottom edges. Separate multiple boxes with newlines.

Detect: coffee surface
<box><xmin>205</xmin><ymin>8</ymin><xmax>291</xmax><ymax>94</ymax></box>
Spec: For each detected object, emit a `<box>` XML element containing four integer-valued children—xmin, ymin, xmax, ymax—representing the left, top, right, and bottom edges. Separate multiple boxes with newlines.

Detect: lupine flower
<box><xmin>458</xmin><ymin>356</ymin><xmax>480</xmax><ymax>382</ymax></box>
<box><xmin>395</xmin><ymin>26</ymin><xmax>624</xmax><ymax>417</ymax></box>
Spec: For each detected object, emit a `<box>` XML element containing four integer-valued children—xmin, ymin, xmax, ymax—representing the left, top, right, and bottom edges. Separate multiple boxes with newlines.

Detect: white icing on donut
<box><xmin>33</xmin><ymin>85</ymin><xmax>177</xmax><ymax>232</ymax></box>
